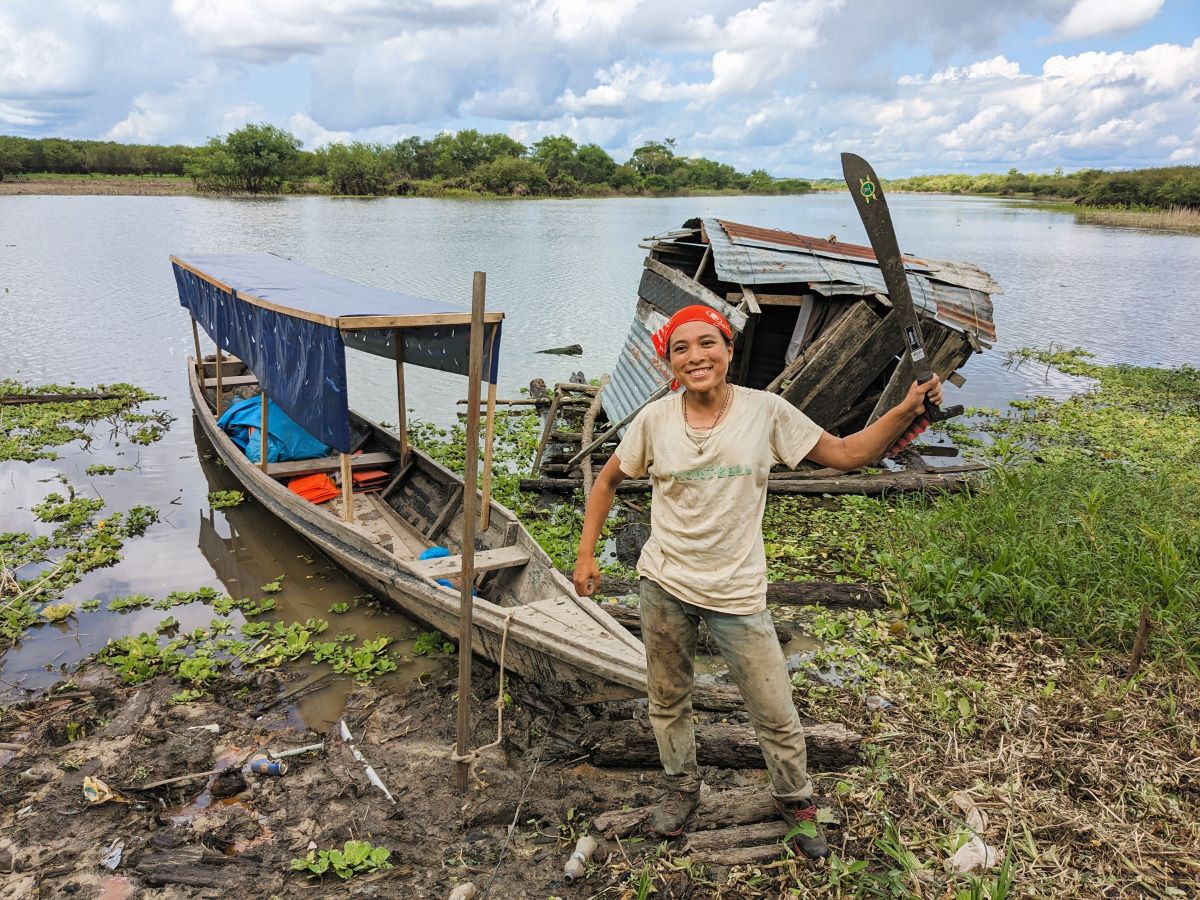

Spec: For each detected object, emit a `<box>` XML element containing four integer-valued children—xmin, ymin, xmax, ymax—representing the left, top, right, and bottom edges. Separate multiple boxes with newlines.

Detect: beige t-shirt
<box><xmin>615</xmin><ymin>385</ymin><xmax>823</xmax><ymax>615</ymax></box>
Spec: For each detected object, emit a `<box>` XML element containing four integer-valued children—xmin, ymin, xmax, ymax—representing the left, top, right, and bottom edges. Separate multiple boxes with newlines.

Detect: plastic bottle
<box><xmin>563</xmin><ymin>834</ymin><xmax>598</xmax><ymax>882</ymax></box>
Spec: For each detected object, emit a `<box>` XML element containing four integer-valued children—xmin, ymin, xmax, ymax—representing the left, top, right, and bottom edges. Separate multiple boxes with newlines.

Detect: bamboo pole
<box><xmin>340</xmin><ymin>452</ymin><xmax>354</xmax><ymax>523</ymax></box>
<box><xmin>259</xmin><ymin>392</ymin><xmax>269</xmax><ymax>471</ymax></box>
<box><xmin>455</xmin><ymin>271</ymin><xmax>486</xmax><ymax>793</ymax></box>
<box><xmin>394</xmin><ymin>330</ymin><xmax>408</xmax><ymax>461</ymax></box>
<box><xmin>478</xmin><ymin>329</ymin><xmax>498</xmax><ymax>532</ymax></box>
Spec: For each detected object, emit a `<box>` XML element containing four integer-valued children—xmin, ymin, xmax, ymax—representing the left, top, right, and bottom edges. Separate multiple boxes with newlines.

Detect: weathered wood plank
<box><xmin>779</xmin><ymin>301</ymin><xmax>883</xmax><ymax>411</ymax></box>
<box><xmin>640</xmin><ymin>258</ymin><xmax>748</xmax><ymax>332</ymax></box>
<box><xmin>412</xmin><ymin>545</ymin><xmax>530</xmax><ymax>579</ymax></box>
<box><xmin>802</xmin><ymin>309</ymin><xmax>906</xmax><ymax>430</ymax></box>
<box><xmin>264</xmin><ymin>451</ymin><xmax>394</xmax><ymax>478</ymax></box>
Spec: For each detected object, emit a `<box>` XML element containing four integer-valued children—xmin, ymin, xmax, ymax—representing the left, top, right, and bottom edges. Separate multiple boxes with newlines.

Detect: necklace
<box><xmin>682</xmin><ymin>385</ymin><xmax>732</xmax><ymax>455</ymax></box>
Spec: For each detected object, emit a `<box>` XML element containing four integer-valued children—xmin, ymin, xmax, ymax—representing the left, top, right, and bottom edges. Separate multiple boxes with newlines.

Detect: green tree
<box><xmin>575</xmin><ymin>143</ymin><xmax>616</xmax><ymax>184</ymax></box>
<box><xmin>608</xmin><ymin>163</ymin><xmax>642</xmax><ymax>191</ymax></box>
<box><xmin>630</xmin><ymin>141</ymin><xmax>675</xmax><ymax>176</ymax></box>
<box><xmin>0</xmin><ymin>136</ymin><xmax>32</xmax><ymax>181</ymax></box>
<box><xmin>189</xmin><ymin>123</ymin><xmax>302</xmax><ymax>194</ymax></box>
<box><xmin>472</xmin><ymin>156</ymin><xmax>548</xmax><ymax>195</ymax></box>
<box><xmin>40</xmin><ymin>139</ymin><xmax>86</xmax><ymax>174</ymax></box>
<box><xmin>530</xmin><ymin>135</ymin><xmax>578</xmax><ymax>180</ymax></box>
<box><xmin>392</xmin><ymin>136</ymin><xmax>434</xmax><ymax>179</ymax></box>
<box><xmin>325</xmin><ymin>142</ymin><xmax>393</xmax><ymax>195</ymax></box>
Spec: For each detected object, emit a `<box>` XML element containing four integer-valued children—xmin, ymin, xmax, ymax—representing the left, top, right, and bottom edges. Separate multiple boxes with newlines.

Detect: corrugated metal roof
<box><xmin>703</xmin><ymin>218</ymin><xmax>997</xmax><ymax>344</ymax></box>
<box><xmin>604</xmin><ymin>301</ymin><xmax>673</xmax><ymax>429</ymax></box>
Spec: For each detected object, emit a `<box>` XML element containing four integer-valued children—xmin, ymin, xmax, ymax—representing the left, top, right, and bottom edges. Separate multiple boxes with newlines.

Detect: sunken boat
<box><xmin>171</xmin><ymin>253</ymin><xmax>646</xmax><ymax>704</ymax></box>
<box><xmin>607</xmin><ymin>217</ymin><xmax>999</xmax><ymax>442</ymax></box>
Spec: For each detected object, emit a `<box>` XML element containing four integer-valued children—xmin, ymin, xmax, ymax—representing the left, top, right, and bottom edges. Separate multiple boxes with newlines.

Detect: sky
<box><xmin>1</xmin><ymin>0</ymin><xmax>1197</xmax><ymax>177</ymax></box>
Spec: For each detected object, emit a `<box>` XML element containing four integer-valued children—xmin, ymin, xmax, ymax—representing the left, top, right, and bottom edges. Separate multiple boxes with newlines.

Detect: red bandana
<box><xmin>651</xmin><ymin>305</ymin><xmax>733</xmax><ymax>359</ymax></box>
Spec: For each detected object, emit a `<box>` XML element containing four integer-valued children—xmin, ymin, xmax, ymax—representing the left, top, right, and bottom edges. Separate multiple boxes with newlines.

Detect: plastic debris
<box><xmin>83</xmin><ymin>776</ymin><xmax>127</xmax><ymax>805</ymax></box>
<box><xmin>447</xmin><ymin>883</ymin><xmax>477</xmax><ymax>900</ymax></box>
<box><xmin>100</xmin><ymin>838</ymin><xmax>124</xmax><ymax>870</ymax></box>
<box><xmin>563</xmin><ymin>834</ymin><xmax>598</xmax><ymax>882</ymax></box>
<box><xmin>339</xmin><ymin>719</ymin><xmax>395</xmax><ymax>804</ymax></box>
<box><xmin>185</xmin><ymin>724</ymin><xmax>220</xmax><ymax>734</ymax></box>
<box><xmin>946</xmin><ymin>791</ymin><xmax>999</xmax><ymax>874</ymax></box>
<box><xmin>267</xmin><ymin>741</ymin><xmax>324</xmax><ymax>760</ymax></box>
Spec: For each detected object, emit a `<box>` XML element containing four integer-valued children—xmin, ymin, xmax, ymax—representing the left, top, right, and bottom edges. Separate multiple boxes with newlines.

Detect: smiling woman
<box><xmin>571</xmin><ymin>302</ymin><xmax>945</xmax><ymax>857</ymax></box>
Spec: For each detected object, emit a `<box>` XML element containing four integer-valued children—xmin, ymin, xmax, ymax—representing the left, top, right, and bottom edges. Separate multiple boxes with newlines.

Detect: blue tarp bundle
<box><xmin>172</xmin><ymin>252</ymin><xmax>502</xmax><ymax>453</ymax></box>
<box><xmin>216</xmin><ymin>395</ymin><xmax>331</xmax><ymax>464</ymax></box>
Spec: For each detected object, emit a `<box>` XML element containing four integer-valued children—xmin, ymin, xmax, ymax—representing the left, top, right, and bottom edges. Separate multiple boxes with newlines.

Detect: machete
<box><xmin>840</xmin><ymin>152</ymin><xmax>963</xmax><ymax>424</ymax></box>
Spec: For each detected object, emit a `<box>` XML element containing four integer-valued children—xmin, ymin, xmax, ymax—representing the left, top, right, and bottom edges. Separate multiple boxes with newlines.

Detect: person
<box><xmin>572</xmin><ymin>304</ymin><xmax>943</xmax><ymax>860</ymax></box>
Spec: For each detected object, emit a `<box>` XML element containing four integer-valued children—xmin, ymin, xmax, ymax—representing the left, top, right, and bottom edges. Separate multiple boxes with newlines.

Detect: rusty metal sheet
<box><xmin>703</xmin><ymin>218</ymin><xmax>996</xmax><ymax>346</ymax></box>
<box><xmin>713</xmin><ymin>219</ymin><xmax>929</xmax><ymax>268</ymax></box>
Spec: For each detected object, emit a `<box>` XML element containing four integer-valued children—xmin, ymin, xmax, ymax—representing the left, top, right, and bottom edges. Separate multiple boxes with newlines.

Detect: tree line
<box><xmin>883</xmin><ymin>166</ymin><xmax>1200</xmax><ymax>210</ymax></box>
<box><xmin>0</xmin><ymin>125</ymin><xmax>811</xmax><ymax>198</ymax></box>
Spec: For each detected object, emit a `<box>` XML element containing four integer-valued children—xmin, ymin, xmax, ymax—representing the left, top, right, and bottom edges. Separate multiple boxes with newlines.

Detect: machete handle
<box><xmin>916</xmin><ymin>372</ymin><xmax>964</xmax><ymax>424</ymax></box>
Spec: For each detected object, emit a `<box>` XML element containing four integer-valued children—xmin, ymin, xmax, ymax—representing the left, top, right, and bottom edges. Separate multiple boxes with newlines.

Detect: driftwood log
<box><xmin>133</xmin><ymin>846</ymin><xmax>254</xmax><ymax>888</ymax></box>
<box><xmin>580</xmin><ymin>719</ymin><xmax>860</xmax><ymax>771</ymax></box>
<box><xmin>595</xmin><ymin>784</ymin><xmax>781</xmax><ymax>838</ymax></box>
<box><xmin>521</xmin><ymin>464</ymin><xmax>985</xmax><ymax>496</ymax></box>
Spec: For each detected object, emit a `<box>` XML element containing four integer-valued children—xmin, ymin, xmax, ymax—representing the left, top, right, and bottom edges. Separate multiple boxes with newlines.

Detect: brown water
<box><xmin>3</xmin><ymin>193</ymin><xmax>1198</xmax><ymax>714</ymax></box>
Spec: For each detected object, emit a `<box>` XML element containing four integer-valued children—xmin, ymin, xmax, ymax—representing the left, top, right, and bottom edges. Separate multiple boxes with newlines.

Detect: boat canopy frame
<box><xmin>171</xmin><ymin>252</ymin><xmax>502</xmax><ymax>456</ymax></box>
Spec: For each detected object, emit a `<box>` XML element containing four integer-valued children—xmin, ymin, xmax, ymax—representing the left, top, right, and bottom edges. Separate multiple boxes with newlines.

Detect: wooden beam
<box><xmin>264</xmin><ymin>451</ymin><xmax>394</xmax><ymax>478</ymax></box>
<box><xmin>738</xmin><ymin>285</ymin><xmax>762</xmax><ymax>314</ymax></box>
<box><xmin>413</xmin><ymin>545</ymin><xmax>529</xmax><ymax>579</ymax></box>
<box><xmin>480</xmin><ymin>378</ymin><xmax>497</xmax><ymax>532</ymax></box>
<box><xmin>214</xmin><ymin>347</ymin><xmax>224</xmax><ymax>419</ymax></box>
<box><xmin>455</xmin><ymin>271</ymin><xmax>487</xmax><ymax>793</ymax></box>
<box><xmin>340</xmin><ymin>453</ymin><xmax>354</xmax><ymax>523</ymax></box>
<box><xmin>191</xmin><ymin>320</ymin><xmax>203</xmax><ymax>383</ymax></box>
<box><xmin>394</xmin><ymin>331</ymin><xmax>408</xmax><ymax>462</ymax></box>
<box><xmin>259</xmin><ymin>393</ymin><xmax>269</xmax><ymax>472</ymax></box>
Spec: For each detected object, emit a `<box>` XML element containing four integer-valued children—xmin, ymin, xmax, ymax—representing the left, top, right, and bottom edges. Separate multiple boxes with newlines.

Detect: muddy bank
<box><xmin>1</xmin><ymin>652</ymin><xmax>833</xmax><ymax>899</ymax></box>
<box><xmin>0</xmin><ymin>178</ymin><xmax>194</xmax><ymax>196</ymax></box>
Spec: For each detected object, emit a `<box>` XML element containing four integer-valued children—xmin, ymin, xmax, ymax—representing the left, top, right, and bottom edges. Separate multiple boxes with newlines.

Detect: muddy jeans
<box><xmin>640</xmin><ymin>577</ymin><xmax>812</xmax><ymax>802</ymax></box>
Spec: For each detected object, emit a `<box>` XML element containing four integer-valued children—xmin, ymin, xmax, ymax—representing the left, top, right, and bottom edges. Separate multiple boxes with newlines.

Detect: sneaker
<box><xmin>647</xmin><ymin>788</ymin><xmax>701</xmax><ymax>837</ymax></box>
<box><xmin>776</xmin><ymin>797</ymin><xmax>830</xmax><ymax>860</ymax></box>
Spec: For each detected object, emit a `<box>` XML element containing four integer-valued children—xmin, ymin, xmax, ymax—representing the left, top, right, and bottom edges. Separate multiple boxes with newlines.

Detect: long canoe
<box><xmin>189</xmin><ymin>359</ymin><xmax>647</xmax><ymax>704</ymax></box>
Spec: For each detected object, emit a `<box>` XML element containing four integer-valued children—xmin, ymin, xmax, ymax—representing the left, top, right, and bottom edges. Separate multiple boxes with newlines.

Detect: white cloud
<box><xmin>1056</xmin><ymin>0</ymin><xmax>1163</xmax><ymax>41</ymax></box>
<box><xmin>0</xmin><ymin>15</ymin><xmax>88</xmax><ymax>95</ymax></box>
<box><xmin>288</xmin><ymin>112</ymin><xmax>353</xmax><ymax>148</ymax></box>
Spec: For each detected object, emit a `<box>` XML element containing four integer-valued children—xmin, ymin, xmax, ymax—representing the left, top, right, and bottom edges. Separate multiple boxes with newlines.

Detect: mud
<box><xmin>0</xmin><ymin>653</ymin><xmax>802</xmax><ymax>899</ymax></box>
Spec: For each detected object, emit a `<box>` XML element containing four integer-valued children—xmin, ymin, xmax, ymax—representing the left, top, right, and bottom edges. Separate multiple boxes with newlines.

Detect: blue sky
<box><xmin>1</xmin><ymin>0</ymin><xmax>1196</xmax><ymax>177</ymax></box>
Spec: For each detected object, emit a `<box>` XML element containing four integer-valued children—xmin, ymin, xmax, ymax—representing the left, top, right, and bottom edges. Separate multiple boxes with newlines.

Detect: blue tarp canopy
<box><xmin>172</xmin><ymin>252</ymin><xmax>503</xmax><ymax>453</ymax></box>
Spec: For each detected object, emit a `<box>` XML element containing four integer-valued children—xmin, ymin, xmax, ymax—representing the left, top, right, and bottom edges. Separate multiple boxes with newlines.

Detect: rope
<box><xmin>448</xmin><ymin>607</ymin><xmax>517</xmax><ymax>787</ymax></box>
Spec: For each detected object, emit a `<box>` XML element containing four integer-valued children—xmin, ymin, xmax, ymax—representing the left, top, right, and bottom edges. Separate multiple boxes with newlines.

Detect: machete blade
<box><xmin>840</xmin><ymin>152</ymin><xmax>963</xmax><ymax>424</ymax></box>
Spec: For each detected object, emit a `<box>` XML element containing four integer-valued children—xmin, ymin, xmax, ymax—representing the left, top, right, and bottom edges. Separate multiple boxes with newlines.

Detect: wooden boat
<box><xmin>172</xmin><ymin>253</ymin><xmax>646</xmax><ymax>704</ymax></box>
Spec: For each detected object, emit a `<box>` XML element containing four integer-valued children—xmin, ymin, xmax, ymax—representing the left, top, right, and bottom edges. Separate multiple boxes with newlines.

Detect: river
<box><xmin>2</xmin><ymin>193</ymin><xmax>1197</xmax><ymax>716</ymax></box>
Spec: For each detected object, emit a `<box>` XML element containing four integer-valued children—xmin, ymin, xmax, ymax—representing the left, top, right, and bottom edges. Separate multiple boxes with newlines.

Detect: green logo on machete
<box><xmin>859</xmin><ymin>177</ymin><xmax>877</xmax><ymax>204</ymax></box>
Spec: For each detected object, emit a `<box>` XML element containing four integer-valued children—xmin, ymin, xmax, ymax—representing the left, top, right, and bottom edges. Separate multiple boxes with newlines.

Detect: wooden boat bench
<box><xmin>265</xmin><ymin>451</ymin><xmax>396</xmax><ymax>479</ymax></box>
<box><xmin>202</xmin><ymin>374</ymin><xmax>260</xmax><ymax>388</ymax></box>
<box><xmin>412</xmin><ymin>545</ymin><xmax>530</xmax><ymax>580</ymax></box>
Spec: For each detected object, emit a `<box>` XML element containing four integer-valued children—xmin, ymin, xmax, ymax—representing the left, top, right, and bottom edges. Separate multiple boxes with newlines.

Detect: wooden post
<box><xmin>479</xmin><ymin>329</ymin><xmax>498</xmax><ymax>532</ymax></box>
<box><xmin>1128</xmin><ymin>604</ymin><xmax>1151</xmax><ymax>678</ymax></box>
<box><xmin>455</xmin><ymin>271</ymin><xmax>486</xmax><ymax>793</ymax></box>
<box><xmin>214</xmin><ymin>347</ymin><xmax>224</xmax><ymax>419</ymax></box>
<box><xmin>191</xmin><ymin>319</ymin><xmax>203</xmax><ymax>383</ymax></box>
<box><xmin>259</xmin><ymin>393</ymin><xmax>269</xmax><ymax>471</ymax></box>
<box><xmin>340</xmin><ymin>452</ymin><xmax>354</xmax><ymax>523</ymax></box>
<box><xmin>394</xmin><ymin>330</ymin><xmax>408</xmax><ymax>461</ymax></box>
